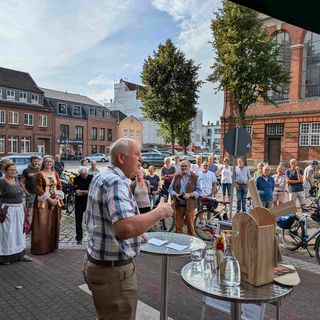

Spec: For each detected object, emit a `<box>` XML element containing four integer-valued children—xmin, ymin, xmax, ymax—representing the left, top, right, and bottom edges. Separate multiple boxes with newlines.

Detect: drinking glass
<box><xmin>189</xmin><ymin>239</ymin><xmax>203</xmax><ymax>273</ymax></box>
<box><xmin>219</xmin><ymin>230</ymin><xmax>241</xmax><ymax>287</ymax></box>
<box><xmin>203</xmin><ymin>248</ymin><xmax>217</xmax><ymax>278</ymax></box>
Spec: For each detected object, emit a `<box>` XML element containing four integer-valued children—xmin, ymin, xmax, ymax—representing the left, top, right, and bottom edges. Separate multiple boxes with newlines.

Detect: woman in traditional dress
<box><xmin>31</xmin><ymin>155</ymin><xmax>64</xmax><ymax>255</ymax></box>
<box><xmin>0</xmin><ymin>162</ymin><xmax>32</xmax><ymax>264</ymax></box>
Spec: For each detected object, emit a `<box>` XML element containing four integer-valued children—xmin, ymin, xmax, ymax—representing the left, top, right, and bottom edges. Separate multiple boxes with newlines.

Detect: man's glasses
<box><xmin>180</xmin><ymin>165</ymin><xmax>188</xmax><ymax>168</ymax></box>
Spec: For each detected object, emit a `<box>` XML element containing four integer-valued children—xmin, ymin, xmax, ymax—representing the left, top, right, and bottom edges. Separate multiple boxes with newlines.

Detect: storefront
<box><xmin>58</xmin><ymin>139</ymin><xmax>84</xmax><ymax>160</ymax></box>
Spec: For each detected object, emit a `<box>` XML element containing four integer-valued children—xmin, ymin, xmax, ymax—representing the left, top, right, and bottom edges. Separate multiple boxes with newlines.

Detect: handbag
<box><xmin>0</xmin><ymin>203</ymin><xmax>8</xmax><ymax>223</ymax></box>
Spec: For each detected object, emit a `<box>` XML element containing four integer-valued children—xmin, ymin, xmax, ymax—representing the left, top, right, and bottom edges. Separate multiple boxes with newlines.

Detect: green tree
<box><xmin>208</xmin><ymin>1</ymin><xmax>290</xmax><ymax>128</ymax></box>
<box><xmin>140</xmin><ymin>39</ymin><xmax>202</xmax><ymax>154</ymax></box>
<box><xmin>176</xmin><ymin>120</ymin><xmax>193</xmax><ymax>154</ymax></box>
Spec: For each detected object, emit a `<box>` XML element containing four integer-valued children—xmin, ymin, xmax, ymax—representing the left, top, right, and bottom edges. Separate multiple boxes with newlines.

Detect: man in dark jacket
<box><xmin>256</xmin><ymin>166</ymin><xmax>274</xmax><ymax>208</ymax></box>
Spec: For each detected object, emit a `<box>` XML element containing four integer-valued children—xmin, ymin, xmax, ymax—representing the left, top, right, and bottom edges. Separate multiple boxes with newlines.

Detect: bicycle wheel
<box><xmin>315</xmin><ymin>235</ymin><xmax>320</xmax><ymax>265</ymax></box>
<box><xmin>151</xmin><ymin>208</ymin><xmax>175</xmax><ymax>232</ymax></box>
<box><xmin>194</xmin><ymin>210</ymin><xmax>217</xmax><ymax>241</ymax></box>
<box><xmin>66</xmin><ymin>194</ymin><xmax>75</xmax><ymax>215</ymax></box>
<box><xmin>281</xmin><ymin>221</ymin><xmax>302</xmax><ymax>251</ymax></box>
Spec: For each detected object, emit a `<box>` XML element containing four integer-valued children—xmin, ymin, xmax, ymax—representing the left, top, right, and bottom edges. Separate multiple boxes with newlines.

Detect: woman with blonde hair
<box><xmin>31</xmin><ymin>155</ymin><xmax>64</xmax><ymax>254</ymax></box>
<box><xmin>217</xmin><ymin>158</ymin><xmax>232</xmax><ymax>205</ymax></box>
<box><xmin>254</xmin><ymin>162</ymin><xmax>264</xmax><ymax>179</ymax></box>
<box><xmin>131</xmin><ymin>169</ymin><xmax>151</xmax><ymax>213</ymax></box>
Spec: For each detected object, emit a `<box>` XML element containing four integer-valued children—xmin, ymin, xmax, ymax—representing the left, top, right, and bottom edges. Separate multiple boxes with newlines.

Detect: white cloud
<box><xmin>87</xmin><ymin>74</ymin><xmax>112</xmax><ymax>86</ymax></box>
<box><xmin>89</xmin><ymin>87</ymin><xmax>114</xmax><ymax>104</ymax></box>
<box><xmin>152</xmin><ymin>0</ymin><xmax>223</xmax><ymax>123</ymax></box>
<box><xmin>0</xmin><ymin>0</ymin><xmax>136</xmax><ymax>74</ymax></box>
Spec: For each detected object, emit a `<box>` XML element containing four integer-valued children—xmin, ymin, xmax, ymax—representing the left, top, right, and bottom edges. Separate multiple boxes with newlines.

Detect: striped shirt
<box><xmin>85</xmin><ymin>164</ymin><xmax>140</xmax><ymax>261</ymax></box>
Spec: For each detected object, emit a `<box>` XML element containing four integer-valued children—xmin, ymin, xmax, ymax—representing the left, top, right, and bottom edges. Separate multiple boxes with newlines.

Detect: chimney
<box><xmin>110</xmin><ymin>99</ymin><xmax>113</xmax><ymax>103</ymax></box>
<box><xmin>207</xmin><ymin>121</ymin><xmax>210</xmax><ymax>125</ymax></box>
<box><xmin>216</xmin><ymin>120</ymin><xmax>219</xmax><ymax>125</ymax></box>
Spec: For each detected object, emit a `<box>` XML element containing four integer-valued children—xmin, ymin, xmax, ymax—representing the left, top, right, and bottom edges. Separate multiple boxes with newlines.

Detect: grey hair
<box><xmin>289</xmin><ymin>159</ymin><xmax>297</xmax><ymax>165</ymax></box>
<box><xmin>78</xmin><ymin>166</ymin><xmax>88</xmax><ymax>175</ymax></box>
<box><xmin>110</xmin><ymin>138</ymin><xmax>131</xmax><ymax>165</ymax></box>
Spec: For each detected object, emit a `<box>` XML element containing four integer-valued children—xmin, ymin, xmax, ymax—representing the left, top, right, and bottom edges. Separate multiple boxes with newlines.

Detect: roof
<box><xmin>230</xmin><ymin>0</ymin><xmax>320</xmax><ymax>34</ymax></box>
<box><xmin>0</xmin><ymin>67</ymin><xmax>43</xmax><ymax>93</ymax></box>
<box><xmin>120</xmin><ymin>79</ymin><xmax>146</xmax><ymax>93</ymax></box>
<box><xmin>120</xmin><ymin>114</ymin><xmax>143</xmax><ymax>125</ymax></box>
<box><xmin>40</xmin><ymin>88</ymin><xmax>102</xmax><ymax>107</ymax></box>
<box><xmin>110</xmin><ymin>110</ymin><xmax>127</xmax><ymax>122</ymax></box>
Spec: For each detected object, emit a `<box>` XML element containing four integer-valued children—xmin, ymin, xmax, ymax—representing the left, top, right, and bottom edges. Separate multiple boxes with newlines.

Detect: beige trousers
<box><xmin>82</xmin><ymin>254</ymin><xmax>138</xmax><ymax>320</ymax></box>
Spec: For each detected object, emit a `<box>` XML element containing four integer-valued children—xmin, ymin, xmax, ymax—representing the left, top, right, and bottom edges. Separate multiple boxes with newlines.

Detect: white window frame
<box><xmin>0</xmin><ymin>88</ymin><xmax>2</xmax><ymax>99</ymax></box>
<box><xmin>73</xmin><ymin>105</ymin><xmax>82</xmax><ymax>117</ymax></box>
<box><xmin>246</xmin><ymin>125</ymin><xmax>253</xmax><ymax>136</ymax></box>
<box><xmin>136</xmin><ymin>131</ymin><xmax>140</xmax><ymax>138</ymax></box>
<box><xmin>21</xmin><ymin>137</ymin><xmax>31</xmax><ymax>153</ymax></box>
<box><xmin>8</xmin><ymin>111</ymin><xmax>19</xmax><ymax>124</ymax></box>
<box><xmin>58</xmin><ymin>103</ymin><xmax>67</xmax><ymax>115</ymax></box>
<box><xmin>19</xmin><ymin>92</ymin><xmax>27</xmax><ymax>103</ymax></box>
<box><xmin>0</xmin><ymin>137</ymin><xmax>4</xmax><ymax>153</ymax></box>
<box><xmin>97</xmin><ymin>109</ymin><xmax>102</xmax><ymax>117</ymax></box>
<box><xmin>123</xmin><ymin>130</ymin><xmax>128</xmax><ymax>138</ymax></box>
<box><xmin>299</xmin><ymin>122</ymin><xmax>320</xmax><ymax>146</ymax></box>
<box><xmin>0</xmin><ymin>110</ymin><xmax>5</xmax><ymax>124</ymax></box>
<box><xmin>8</xmin><ymin>136</ymin><xmax>18</xmax><ymax>153</ymax></box>
<box><xmin>6</xmin><ymin>90</ymin><xmax>15</xmax><ymax>101</ymax></box>
<box><xmin>39</xmin><ymin>115</ymin><xmax>48</xmax><ymax>127</ymax></box>
<box><xmin>31</xmin><ymin>94</ymin><xmax>39</xmax><ymax>104</ymax></box>
<box><xmin>24</xmin><ymin>113</ymin><xmax>34</xmax><ymax>126</ymax></box>
<box><xmin>129</xmin><ymin>130</ymin><xmax>134</xmax><ymax>139</ymax></box>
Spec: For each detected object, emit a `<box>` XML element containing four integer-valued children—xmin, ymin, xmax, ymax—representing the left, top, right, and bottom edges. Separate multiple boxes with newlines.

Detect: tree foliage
<box><xmin>208</xmin><ymin>1</ymin><xmax>290</xmax><ymax>127</ymax></box>
<box><xmin>140</xmin><ymin>39</ymin><xmax>202</xmax><ymax>154</ymax></box>
<box><xmin>176</xmin><ymin>120</ymin><xmax>193</xmax><ymax>154</ymax></box>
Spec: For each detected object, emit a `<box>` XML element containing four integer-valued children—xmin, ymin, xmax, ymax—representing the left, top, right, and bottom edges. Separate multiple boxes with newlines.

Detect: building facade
<box><xmin>221</xmin><ymin>17</ymin><xmax>320</xmax><ymax>164</ymax></box>
<box><xmin>202</xmin><ymin>121</ymin><xmax>221</xmax><ymax>152</ymax></box>
<box><xmin>42</xmin><ymin>88</ymin><xmax>116</xmax><ymax>159</ymax></box>
<box><xmin>0</xmin><ymin>67</ymin><xmax>53</xmax><ymax>156</ymax></box>
<box><xmin>115</xmin><ymin>115</ymin><xmax>143</xmax><ymax>146</ymax></box>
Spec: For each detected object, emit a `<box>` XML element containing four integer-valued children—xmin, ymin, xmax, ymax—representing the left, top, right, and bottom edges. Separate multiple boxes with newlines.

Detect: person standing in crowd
<box><xmin>31</xmin><ymin>155</ymin><xmax>64</xmax><ymax>255</ymax></box>
<box><xmin>286</xmin><ymin>159</ymin><xmax>307</xmax><ymax>210</ymax></box>
<box><xmin>217</xmin><ymin>158</ymin><xmax>232</xmax><ymax>204</ymax></box>
<box><xmin>0</xmin><ymin>162</ymin><xmax>4</xmax><ymax>178</ymax></box>
<box><xmin>254</xmin><ymin>162</ymin><xmax>264</xmax><ymax>179</ymax></box>
<box><xmin>161</xmin><ymin>157</ymin><xmax>176</xmax><ymax>197</ymax></box>
<box><xmin>256</xmin><ymin>166</ymin><xmax>275</xmax><ymax>208</ymax></box>
<box><xmin>0</xmin><ymin>162</ymin><xmax>33</xmax><ymax>265</ymax></box>
<box><xmin>83</xmin><ymin>138</ymin><xmax>172</xmax><ymax>320</ymax></box>
<box><xmin>273</xmin><ymin>165</ymin><xmax>286</xmax><ymax>206</ymax></box>
<box><xmin>234</xmin><ymin>158</ymin><xmax>251</xmax><ymax>213</ymax></box>
<box><xmin>208</xmin><ymin>155</ymin><xmax>219</xmax><ymax>175</ymax></box>
<box><xmin>190</xmin><ymin>155</ymin><xmax>203</xmax><ymax>176</ymax></box>
<box><xmin>303</xmin><ymin>160</ymin><xmax>318</xmax><ymax>197</ymax></box>
<box><xmin>145</xmin><ymin>165</ymin><xmax>160</xmax><ymax>208</ymax></box>
<box><xmin>131</xmin><ymin>169</ymin><xmax>151</xmax><ymax>214</ymax></box>
<box><xmin>80</xmin><ymin>159</ymin><xmax>89</xmax><ymax>167</ymax></box>
<box><xmin>199</xmin><ymin>161</ymin><xmax>218</xmax><ymax>198</ymax></box>
<box><xmin>54</xmin><ymin>154</ymin><xmax>65</xmax><ymax>176</ymax></box>
<box><xmin>73</xmin><ymin>167</ymin><xmax>93</xmax><ymax>245</ymax></box>
<box><xmin>169</xmin><ymin>160</ymin><xmax>201</xmax><ymax>236</ymax></box>
<box><xmin>171</xmin><ymin>155</ymin><xmax>181</xmax><ymax>174</ymax></box>
<box><xmin>88</xmin><ymin>160</ymin><xmax>100</xmax><ymax>176</ymax></box>
<box><xmin>20</xmin><ymin>156</ymin><xmax>40</xmax><ymax>227</ymax></box>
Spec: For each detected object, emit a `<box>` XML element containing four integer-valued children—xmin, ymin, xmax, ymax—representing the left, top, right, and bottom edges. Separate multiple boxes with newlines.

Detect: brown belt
<box><xmin>87</xmin><ymin>254</ymin><xmax>132</xmax><ymax>267</ymax></box>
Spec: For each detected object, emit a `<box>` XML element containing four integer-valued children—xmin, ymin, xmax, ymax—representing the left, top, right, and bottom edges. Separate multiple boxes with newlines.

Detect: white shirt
<box><xmin>199</xmin><ymin>170</ymin><xmax>217</xmax><ymax>196</ymax></box>
<box><xmin>190</xmin><ymin>163</ymin><xmax>202</xmax><ymax>176</ymax></box>
<box><xmin>221</xmin><ymin>166</ymin><xmax>232</xmax><ymax>184</ymax></box>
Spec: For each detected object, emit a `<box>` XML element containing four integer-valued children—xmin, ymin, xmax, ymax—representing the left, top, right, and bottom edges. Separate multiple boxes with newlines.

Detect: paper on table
<box><xmin>147</xmin><ymin>238</ymin><xmax>168</xmax><ymax>246</ymax></box>
<box><xmin>165</xmin><ymin>242</ymin><xmax>188</xmax><ymax>251</ymax></box>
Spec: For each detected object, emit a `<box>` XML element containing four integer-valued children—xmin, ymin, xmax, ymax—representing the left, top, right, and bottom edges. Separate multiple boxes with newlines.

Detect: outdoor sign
<box><xmin>58</xmin><ymin>139</ymin><xmax>84</xmax><ymax>145</ymax></box>
<box><xmin>223</xmin><ymin>127</ymin><xmax>251</xmax><ymax>156</ymax></box>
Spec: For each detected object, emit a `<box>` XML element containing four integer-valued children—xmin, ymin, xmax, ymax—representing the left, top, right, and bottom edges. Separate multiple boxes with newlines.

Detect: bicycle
<box><xmin>194</xmin><ymin>197</ymin><xmax>229</xmax><ymax>241</ymax></box>
<box><xmin>64</xmin><ymin>183</ymin><xmax>75</xmax><ymax>215</ymax></box>
<box><xmin>150</xmin><ymin>186</ymin><xmax>175</xmax><ymax>232</ymax></box>
<box><xmin>278</xmin><ymin>211</ymin><xmax>320</xmax><ymax>264</ymax></box>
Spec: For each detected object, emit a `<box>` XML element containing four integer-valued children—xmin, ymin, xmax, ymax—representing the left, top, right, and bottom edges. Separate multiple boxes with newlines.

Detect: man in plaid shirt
<box><xmin>82</xmin><ymin>138</ymin><xmax>172</xmax><ymax>320</ymax></box>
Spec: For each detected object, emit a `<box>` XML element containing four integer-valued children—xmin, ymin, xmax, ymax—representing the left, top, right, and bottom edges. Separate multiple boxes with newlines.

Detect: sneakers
<box><xmin>20</xmin><ymin>255</ymin><xmax>33</xmax><ymax>262</ymax></box>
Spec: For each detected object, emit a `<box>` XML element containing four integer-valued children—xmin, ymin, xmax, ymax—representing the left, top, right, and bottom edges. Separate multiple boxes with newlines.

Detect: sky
<box><xmin>0</xmin><ymin>0</ymin><xmax>223</xmax><ymax>124</ymax></box>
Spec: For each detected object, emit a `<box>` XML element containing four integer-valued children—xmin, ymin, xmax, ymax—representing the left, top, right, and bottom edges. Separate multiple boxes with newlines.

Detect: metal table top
<box><xmin>181</xmin><ymin>262</ymin><xmax>293</xmax><ymax>304</ymax></box>
<box><xmin>141</xmin><ymin>232</ymin><xmax>206</xmax><ymax>256</ymax></box>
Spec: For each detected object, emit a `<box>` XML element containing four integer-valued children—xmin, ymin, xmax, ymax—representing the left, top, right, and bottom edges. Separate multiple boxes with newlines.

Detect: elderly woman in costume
<box><xmin>0</xmin><ymin>162</ymin><xmax>32</xmax><ymax>264</ymax></box>
<box><xmin>31</xmin><ymin>155</ymin><xmax>64</xmax><ymax>254</ymax></box>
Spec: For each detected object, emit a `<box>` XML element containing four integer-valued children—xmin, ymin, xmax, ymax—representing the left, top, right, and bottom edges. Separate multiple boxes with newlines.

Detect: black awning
<box><xmin>229</xmin><ymin>0</ymin><xmax>320</xmax><ymax>34</ymax></box>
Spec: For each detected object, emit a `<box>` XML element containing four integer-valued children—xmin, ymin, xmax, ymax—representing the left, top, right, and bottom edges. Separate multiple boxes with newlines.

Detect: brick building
<box><xmin>42</xmin><ymin>88</ymin><xmax>116</xmax><ymax>159</ymax></box>
<box><xmin>0</xmin><ymin>67</ymin><xmax>53</xmax><ymax>156</ymax></box>
<box><xmin>221</xmin><ymin>16</ymin><xmax>320</xmax><ymax>164</ymax></box>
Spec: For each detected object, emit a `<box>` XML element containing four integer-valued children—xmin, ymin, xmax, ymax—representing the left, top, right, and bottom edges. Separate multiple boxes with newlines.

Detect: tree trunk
<box><xmin>183</xmin><ymin>142</ymin><xmax>187</xmax><ymax>154</ymax></box>
<box><xmin>170</xmin><ymin>124</ymin><xmax>175</xmax><ymax>155</ymax></box>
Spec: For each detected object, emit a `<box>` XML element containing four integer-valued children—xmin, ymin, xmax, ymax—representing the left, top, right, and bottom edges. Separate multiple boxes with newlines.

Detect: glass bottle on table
<box><xmin>219</xmin><ymin>230</ymin><xmax>241</xmax><ymax>287</ymax></box>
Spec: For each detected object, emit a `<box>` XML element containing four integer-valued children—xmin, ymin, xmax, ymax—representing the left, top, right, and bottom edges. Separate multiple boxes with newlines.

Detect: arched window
<box><xmin>302</xmin><ymin>31</ymin><xmax>320</xmax><ymax>97</ymax></box>
<box><xmin>268</xmin><ymin>31</ymin><xmax>291</xmax><ymax>101</ymax></box>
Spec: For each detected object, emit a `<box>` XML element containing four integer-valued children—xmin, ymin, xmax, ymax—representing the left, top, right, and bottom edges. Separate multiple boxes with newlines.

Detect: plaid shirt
<box><xmin>86</xmin><ymin>164</ymin><xmax>140</xmax><ymax>261</ymax></box>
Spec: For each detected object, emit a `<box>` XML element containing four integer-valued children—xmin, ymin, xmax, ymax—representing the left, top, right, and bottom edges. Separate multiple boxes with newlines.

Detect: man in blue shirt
<box><xmin>256</xmin><ymin>166</ymin><xmax>274</xmax><ymax>208</ymax></box>
<box><xmin>235</xmin><ymin>158</ymin><xmax>251</xmax><ymax>212</ymax></box>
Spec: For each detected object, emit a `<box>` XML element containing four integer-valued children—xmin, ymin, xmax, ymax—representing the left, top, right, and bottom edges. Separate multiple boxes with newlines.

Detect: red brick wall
<box><xmin>221</xmin><ymin>21</ymin><xmax>320</xmax><ymax>162</ymax></box>
<box><xmin>0</xmin><ymin>103</ymin><xmax>53</xmax><ymax>155</ymax></box>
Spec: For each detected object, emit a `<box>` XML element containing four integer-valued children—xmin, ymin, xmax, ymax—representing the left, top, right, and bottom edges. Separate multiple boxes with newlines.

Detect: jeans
<box><xmin>236</xmin><ymin>185</ymin><xmax>248</xmax><ymax>212</ymax></box>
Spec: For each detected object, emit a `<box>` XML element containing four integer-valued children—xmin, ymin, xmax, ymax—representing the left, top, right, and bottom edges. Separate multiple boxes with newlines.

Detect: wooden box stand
<box><xmin>231</xmin><ymin>180</ymin><xmax>297</xmax><ymax>287</ymax></box>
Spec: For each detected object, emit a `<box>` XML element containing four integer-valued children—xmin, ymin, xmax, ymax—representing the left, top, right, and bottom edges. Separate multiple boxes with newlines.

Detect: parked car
<box><xmin>141</xmin><ymin>148</ymin><xmax>162</xmax><ymax>154</ymax></box>
<box><xmin>141</xmin><ymin>152</ymin><xmax>165</xmax><ymax>169</ymax></box>
<box><xmin>85</xmin><ymin>153</ymin><xmax>109</xmax><ymax>162</ymax></box>
<box><xmin>1</xmin><ymin>153</ymin><xmax>42</xmax><ymax>176</ymax></box>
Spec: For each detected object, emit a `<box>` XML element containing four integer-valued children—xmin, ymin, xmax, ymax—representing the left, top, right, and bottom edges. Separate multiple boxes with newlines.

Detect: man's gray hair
<box><xmin>78</xmin><ymin>166</ymin><xmax>88</xmax><ymax>175</ymax></box>
<box><xmin>110</xmin><ymin>138</ymin><xmax>131</xmax><ymax>164</ymax></box>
